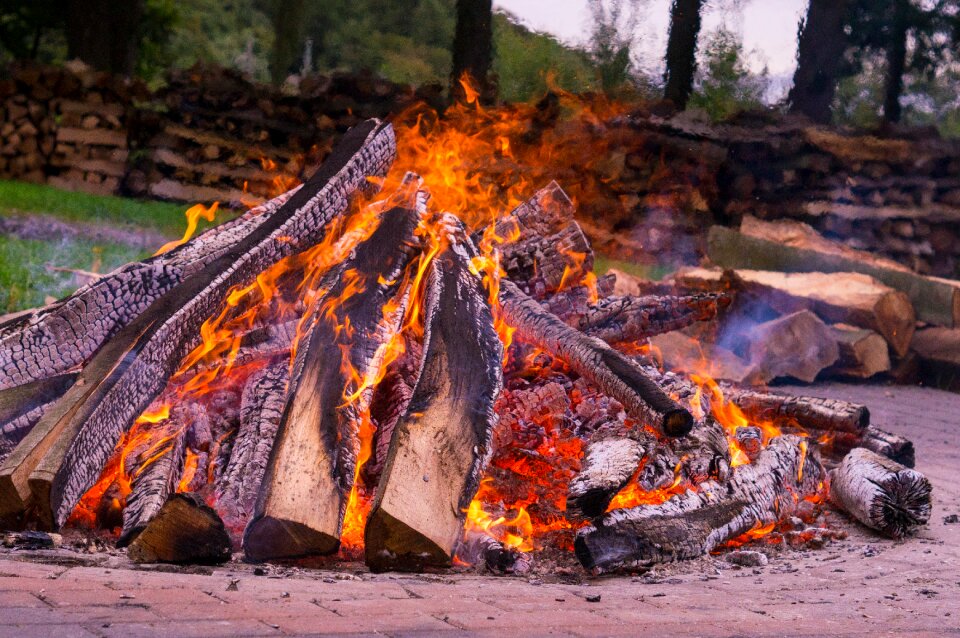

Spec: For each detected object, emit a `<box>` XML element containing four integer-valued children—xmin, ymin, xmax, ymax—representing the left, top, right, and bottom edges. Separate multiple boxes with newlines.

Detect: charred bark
<box><xmin>829</xmin><ymin>448</ymin><xmax>931</xmax><ymax>538</ymax></box>
<box><xmin>575</xmin><ymin>435</ymin><xmax>824</xmax><ymax>572</ymax></box>
<box><xmin>721</xmin><ymin>388</ymin><xmax>869</xmax><ymax>436</ymax></box>
<box><xmin>577</xmin><ymin>293</ymin><xmax>730</xmax><ymax>345</ymax></box>
<box><xmin>127</xmin><ymin>493</ymin><xmax>231</xmax><ymax>564</ymax></box>
<box><xmin>567</xmin><ymin>435</ymin><xmax>647</xmax><ymax>520</ymax></box>
<box><xmin>366</xmin><ymin>217</ymin><xmax>504</xmax><ymax>572</ymax></box>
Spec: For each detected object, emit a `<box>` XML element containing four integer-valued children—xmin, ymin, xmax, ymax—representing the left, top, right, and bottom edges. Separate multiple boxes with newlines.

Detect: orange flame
<box><xmin>154</xmin><ymin>202</ymin><xmax>219</xmax><ymax>256</ymax></box>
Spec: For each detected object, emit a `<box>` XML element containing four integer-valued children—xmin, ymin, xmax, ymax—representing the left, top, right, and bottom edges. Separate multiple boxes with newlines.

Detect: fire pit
<box><xmin>0</xmin><ymin>115</ymin><xmax>933</xmax><ymax>574</ymax></box>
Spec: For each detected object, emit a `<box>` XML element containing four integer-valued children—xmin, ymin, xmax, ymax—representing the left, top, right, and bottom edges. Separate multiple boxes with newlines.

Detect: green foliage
<box><xmin>587</xmin><ymin>0</ymin><xmax>639</xmax><ymax>93</ymax></box>
<box><xmin>0</xmin><ymin>235</ymin><xmax>149</xmax><ymax>312</ymax></box>
<box><xmin>0</xmin><ymin>0</ymin><xmax>66</xmax><ymax>65</ymax></box>
<box><xmin>0</xmin><ymin>180</ymin><xmax>209</xmax><ymax>238</ymax></box>
<box><xmin>493</xmin><ymin>13</ymin><xmax>598</xmax><ymax>102</ymax></box>
<box><xmin>688</xmin><ymin>28</ymin><xmax>767</xmax><ymax>121</ymax></box>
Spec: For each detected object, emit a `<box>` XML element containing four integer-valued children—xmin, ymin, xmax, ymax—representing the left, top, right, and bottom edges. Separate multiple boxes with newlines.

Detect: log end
<box><xmin>127</xmin><ymin>493</ymin><xmax>231</xmax><ymax>564</ymax></box>
<box><xmin>664</xmin><ymin>409</ymin><xmax>695</xmax><ymax>438</ymax></box>
<box><xmin>364</xmin><ymin>507</ymin><xmax>451</xmax><ymax>573</ymax></box>
<box><xmin>243</xmin><ymin>513</ymin><xmax>340</xmax><ymax>561</ymax></box>
<box><xmin>0</xmin><ymin>472</ymin><xmax>29</xmax><ymax>522</ymax></box>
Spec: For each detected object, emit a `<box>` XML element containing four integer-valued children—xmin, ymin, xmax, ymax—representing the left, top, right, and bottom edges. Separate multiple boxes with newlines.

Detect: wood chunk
<box><xmin>911</xmin><ymin>327</ymin><xmax>960</xmax><ymax>388</ymax></box>
<box><xmin>826</xmin><ymin>324</ymin><xmax>891</xmax><ymax>379</ymax></box>
<box><xmin>575</xmin><ymin>435</ymin><xmax>824</xmax><ymax>572</ymax></box>
<box><xmin>127</xmin><ymin>493</ymin><xmax>231</xmax><ymax>564</ymax></box>
<box><xmin>830</xmin><ymin>426</ymin><xmax>915</xmax><ymax>469</ymax></box>
<box><xmin>458</xmin><ymin>531</ymin><xmax>530</xmax><ymax>574</ymax></box>
<box><xmin>727</xmin><ymin>269</ymin><xmax>915</xmax><ymax>357</ymax></box>
<box><xmin>366</xmin><ymin>220</ymin><xmax>504</xmax><ymax>572</ymax></box>
<box><xmin>567</xmin><ymin>436</ymin><xmax>646</xmax><ymax>520</ymax></box>
<box><xmin>708</xmin><ymin>222</ymin><xmax>959</xmax><ymax>328</ymax></box>
<box><xmin>245</xmin><ymin>205</ymin><xmax>419</xmax><ymax>561</ymax></box>
<box><xmin>742</xmin><ymin>310</ymin><xmax>839</xmax><ymax>383</ymax></box>
<box><xmin>0</xmin><ymin>375</ymin><xmax>77</xmax><ymax>464</ymax></box>
<box><xmin>215</xmin><ymin>358</ymin><xmax>289</xmax><ymax>533</ymax></box>
<box><xmin>734</xmin><ymin>426</ymin><xmax>763</xmax><ymax>462</ymax></box>
<box><xmin>829</xmin><ymin>448</ymin><xmax>931</xmax><ymax>538</ymax></box>
<box><xmin>42</xmin><ymin>119</ymin><xmax>395</xmax><ymax>530</ymax></box>
<box><xmin>722</xmin><ymin>387</ymin><xmax>869</xmax><ymax>435</ymax></box>
<box><xmin>577</xmin><ymin>293</ymin><xmax>730</xmax><ymax>344</ymax></box>
<box><xmin>499</xmin><ymin>280</ymin><xmax>693</xmax><ymax>438</ymax></box>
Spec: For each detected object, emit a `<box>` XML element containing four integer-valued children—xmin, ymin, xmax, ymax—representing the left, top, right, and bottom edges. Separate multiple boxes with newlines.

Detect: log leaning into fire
<box><xmin>498</xmin><ymin>280</ymin><xmax>693</xmax><ymax>438</ymax></box>
<box><xmin>829</xmin><ymin>448</ymin><xmax>932</xmax><ymax>538</ymax></box>
<box><xmin>575</xmin><ymin>435</ymin><xmax>824</xmax><ymax>572</ymax></box>
<box><xmin>0</xmin><ymin>374</ymin><xmax>77</xmax><ymax>464</ymax></box>
<box><xmin>18</xmin><ymin>119</ymin><xmax>397</xmax><ymax>530</ymax></box>
<box><xmin>244</xmin><ymin>205</ymin><xmax>420</xmax><ymax>560</ymax></box>
<box><xmin>366</xmin><ymin>218</ymin><xmax>504</xmax><ymax>572</ymax></box>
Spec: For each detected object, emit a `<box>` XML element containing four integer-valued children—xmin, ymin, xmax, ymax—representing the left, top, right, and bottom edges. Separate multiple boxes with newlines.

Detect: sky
<box><xmin>494</xmin><ymin>0</ymin><xmax>808</xmax><ymax>95</ymax></box>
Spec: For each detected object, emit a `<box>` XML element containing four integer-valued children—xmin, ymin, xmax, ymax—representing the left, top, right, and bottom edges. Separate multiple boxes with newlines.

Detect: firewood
<box><xmin>734</xmin><ymin>426</ymin><xmax>762</xmax><ymax>461</ymax></box>
<box><xmin>366</xmin><ymin>218</ymin><xmax>504</xmax><ymax>572</ymax></box>
<box><xmin>22</xmin><ymin>119</ymin><xmax>397</xmax><ymax>530</ymax></box>
<box><xmin>829</xmin><ymin>426</ymin><xmax>915</xmax><ymax>469</ymax></box>
<box><xmin>741</xmin><ymin>310</ymin><xmax>840</xmax><ymax>383</ymax></box>
<box><xmin>910</xmin><ymin>327</ymin><xmax>960</xmax><ymax>388</ymax></box>
<box><xmin>567</xmin><ymin>436</ymin><xmax>647</xmax><ymax>520</ymax></box>
<box><xmin>671</xmin><ymin>415</ymin><xmax>730</xmax><ymax>486</ymax></box>
<box><xmin>727</xmin><ymin>269</ymin><xmax>915</xmax><ymax>357</ymax></box>
<box><xmin>488</xmin><ymin>181</ymin><xmax>592</xmax><ymax>297</ymax></box>
<box><xmin>245</xmin><ymin>204</ymin><xmax>420</xmax><ymax>560</ymax></box>
<box><xmin>458</xmin><ymin>531</ymin><xmax>530</xmax><ymax>574</ymax></box>
<box><xmin>708</xmin><ymin>221</ymin><xmax>960</xmax><ymax>328</ymax></box>
<box><xmin>721</xmin><ymin>387</ymin><xmax>869</xmax><ymax>435</ymax></box>
<box><xmin>498</xmin><ymin>280</ymin><xmax>693</xmax><ymax>438</ymax></box>
<box><xmin>576</xmin><ymin>293</ymin><xmax>731</xmax><ymax>344</ymax></box>
<box><xmin>575</xmin><ymin>435</ymin><xmax>824</xmax><ymax>572</ymax></box>
<box><xmin>829</xmin><ymin>448</ymin><xmax>932</xmax><ymax>538</ymax></box>
<box><xmin>215</xmin><ymin>358</ymin><xmax>289</xmax><ymax>531</ymax></box>
<box><xmin>127</xmin><ymin>493</ymin><xmax>231</xmax><ymax>564</ymax></box>
<box><xmin>0</xmin><ymin>374</ymin><xmax>77</xmax><ymax>460</ymax></box>
<box><xmin>826</xmin><ymin>324</ymin><xmax>891</xmax><ymax>379</ymax></box>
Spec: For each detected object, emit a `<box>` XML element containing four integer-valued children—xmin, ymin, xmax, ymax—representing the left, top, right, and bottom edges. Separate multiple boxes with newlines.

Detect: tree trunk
<box><xmin>65</xmin><ymin>0</ymin><xmax>144</xmax><ymax>75</ymax></box>
<box><xmin>663</xmin><ymin>0</ymin><xmax>704</xmax><ymax>110</ymax></box>
<box><xmin>268</xmin><ymin>0</ymin><xmax>308</xmax><ymax>84</ymax></box>
<box><xmin>788</xmin><ymin>0</ymin><xmax>849</xmax><ymax>123</ymax></box>
<box><xmin>883</xmin><ymin>0</ymin><xmax>910</xmax><ymax>124</ymax></box>
<box><xmin>450</xmin><ymin>0</ymin><xmax>494</xmax><ymax>103</ymax></box>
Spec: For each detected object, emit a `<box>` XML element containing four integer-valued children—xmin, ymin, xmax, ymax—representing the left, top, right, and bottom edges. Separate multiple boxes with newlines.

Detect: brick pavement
<box><xmin>1</xmin><ymin>383</ymin><xmax>958</xmax><ymax>637</ymax></box>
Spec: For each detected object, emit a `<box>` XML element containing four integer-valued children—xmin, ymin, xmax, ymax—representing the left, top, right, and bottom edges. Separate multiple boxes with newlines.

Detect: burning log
<box><xmin>720</xmin><ymin>387</ymin><xmax>870</xmax><ymax>436</ymax></box>
<box><xmin>734</xmin><ymin>426</ymin><xmax>763</xmax><ymax>462</ymax></box>
<box><xmin>567</xmin><ymin>436</ymin><xmax>647</xmax><ymax>520</ymax></box>
<box><xmin>829</xmin><ymin>448</ymin><xmax>932</xmax><ymax>538</ymax></box>
<box><xmin>0</xmin><ymin>374</ymin><xmax>76</xmax><ymax>463</ymax></box>
<box><xmin>498</xmin><ymin>280</ymin><xmax>693</xmax><ymax>438</ymax></box>
<box><xmin>13</xmin><ymin>119</ymin><xmax>395</xmax><ymax>530</ymax></box>
<box><xmin>127</xmin><ymin>492</ymin><xmax>232</xmax><ymax>564</ymax></box>
<box><xmin>214</xmin><ymin>358</ymin><xmax>289</xmax><ymax>530</ymax></box>
<box><xmin>366</xmin><ymin>218</ymin><xmax>503</xmax><ymax>572</ymax></box>
<box><xmin>575</xmin><ymin>435</ymin><xmax>824</xmax><ymax>572</ymax></box>
<box><xmin>245</xmin><ymin>204</ymin><xmax>420</xmax><ymax>560</ymax></box>
<box><xmin>726</xmin><ymin>269</ymin><xmax>915</xmax><ymax>357</ymax></box>
<box><xmin>458</xmin><ymin>531</ymin><xmax>530</xmax><ymax>574</ymax></box>
<box><xmin>576</xmin><ymin>293</ymin><xmax>731</xmax><ymax>344</ymax></box>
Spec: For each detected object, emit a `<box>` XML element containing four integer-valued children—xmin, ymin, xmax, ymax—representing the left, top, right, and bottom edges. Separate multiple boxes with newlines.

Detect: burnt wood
<box><xmin>127</xmin><ymin>492</ymin><xmax>231</xmax><ymax>564</ymax></box>
<box><xmin>577</xmin><ymin>293</ymin><xmax>730</xmax><ymax>344</ymax></box>
<box><xmin>366</xmin><ymin>217</ymin><xmax>503</xmax><ymax>572</ymax></box>
<box><xmin>567</xmin><ymin>435</ymin><xmax>647</xmax><ymax>520</ymax></box>
<box><xmin>721</xmin><ymin>388</ymin><xmax>870</xmax><ymax>436</ymax></box>
<box><xmin>0</xmin><ymin>375</ymin><xmax>77</xmax><ymax>464</ymax></box>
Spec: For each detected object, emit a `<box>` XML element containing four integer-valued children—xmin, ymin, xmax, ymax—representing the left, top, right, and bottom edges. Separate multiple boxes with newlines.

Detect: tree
<box><xmin>64</xmin><ymin>0</ymin><xmax>145</xmax><ymax>75</ymax></box>
<box><xmin>788</xmin><ymin>0</ymin><xmax>850</xmax><ymax>123</ymax></box>
<box><xmin>267</xmin><ymin>0</ymin><xmax>307</xmax><ymax>83</ymax></box>
<box><xmin>450</xmin><ymin>0</ymin><xmax>494</xmax><ymax>102</ymax></box>
<box><xmin>689</xmin><ymin>28</ymin><xmax>767</xmax><ymax>120</ymax></box>
<box><xmin>588</xmin><ymin>0</ymin><xmax>639</xmax><ymax>93</ymax></box>
<box><xmin>0</xmin><ymin>0</ymin><xmax>65</xmax><ymax>61</ymax></box>
<box><xmin>664</xmin><ymin>0</ymin><xmax>705</xmax><ymax>109</ymax></box>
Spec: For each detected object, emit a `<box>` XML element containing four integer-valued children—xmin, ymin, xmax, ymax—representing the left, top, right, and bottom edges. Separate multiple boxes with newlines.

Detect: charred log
<box><xmin>829</xmin><ymin>448</ymin><xmax>931</xmax><ymax>538</ymax></box>
<box><xmin>366</xmin><ymin>217</ymin><xmax>504</xmax><ymax>572</ymax></box>
<box><xmin>721</xmin><ymin>388</ymin><xmax>869</xmax><ymax>436</ymax></box>
<box><xmin>244</xmin><ymin>204</ymin><xmax>420</xmax><ymax>560</ymax></box>
<box><xmin>575</xmin><ymin>435</ymin><xmax>824</xmax><ymax>572</ymax></box>
<box><xmin>127</xmin><ymin>492</ymin><xmax>231</xmax><ymax>564</ymax></box>
<box><xmin>567</xmin><ymin>436</ymin><xmax>647</xmax><ymax>520</ymax></box>
<box><xmin>499</xmin><ymin>280</ymin><xmax>693</xmax><ymax>438</ymax></box>
<box><xmin>577</xmin><ymin>293</ymin><xmax>730</xmax><ymax>344</ymax></box>
<box><xmin>0</xmin><ymin>375</ymin><xmax>76</xmax><ymax>464</ymax></box>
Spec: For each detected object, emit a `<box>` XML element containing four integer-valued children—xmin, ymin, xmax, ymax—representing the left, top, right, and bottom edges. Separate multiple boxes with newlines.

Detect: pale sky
<box><xmin>494</xmin><ymin>0</ymin><xmax>808</xmax><ymax>95</ymax></box>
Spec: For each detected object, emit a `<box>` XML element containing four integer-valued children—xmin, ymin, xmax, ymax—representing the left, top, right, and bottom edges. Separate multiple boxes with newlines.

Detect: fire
<box><xmin>154</xmin><ymin>202</ymin><xmax>219</xmax><ymax>256</ymax></box>
<box><xmin>606</xmin><ymin>461</ymin><xmax>687</xmax><ymax>511</ymax></box>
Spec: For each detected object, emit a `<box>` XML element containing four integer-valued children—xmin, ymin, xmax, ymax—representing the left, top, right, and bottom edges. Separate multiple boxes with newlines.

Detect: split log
<box><xmin>829</xmin><ymin>448</ymin><xmax>932</xmax><ymax>538</ymax></box>
<box><xmin>127</xmin><ymin>493</ymin><xmax>232</xmax><ymax>564</ymax></box>
<box><xmin>858</xmin><ymin>426</ymin><xmax>915</xmax><ymax>469</ymax></box>
<box><xmin>0</xmin><ymin>188</ymin><xmax>298</xmax><ymax>391</ymax></box>
<box><xmin>826</xmin><ymin>324</ymin><xmax>891</xmax><ymax>379</ymax></box>
<box><xmin>910</xmin><ymin>327</ymin><xmax>960</xmax><ymax>389</ymax></box>
<box><xmin>457</xmin><ymin>531</ymin><xmax>530</xmax><ymax>574</ymax></box>
<box><xmin>487</xmin><ymin>181</ymin><xmax>592</xmax><ymax>297</ymax></box>
<box><xmin>0</xmin><ymin>374</ymin><xmax>76</xmax><ymax>463</ymax></box>
<box><xmin>576</xmin><ymin>293</ymin><xmax>730</xmax><ymax>344</ymax></box>
<box><xmin>16</xmin><ymin>119</ymin><xmax>396</xmax><ymax>529</ymax></box>
<box><xmin>215</xmin><ymin>358</ymin><xmax>289</xmax><ymax>531</ymax></box>
<box><xmin>708</xmin><ymin>221</ymin><xmax>960</xmax><ymax>328</ymax></box>
<box><xmin>742</xmin><ymin>310</ymin><xmax>839</xmax><ymax>383</ymax></box>
<box><xmin>498</xmin><ymin>280</ymin><xmax>693</xmax><ymax>438</ymax></box>
<box><xmin>575</xmin><ymin>435</ymin><xmax>824</xmax><ymax>572</ymax></box>
<box><xmin>567</xmin><ymin>436</ymin><xmax>647</xmax><ymax>520</ymax></box>
<box><xmin>244</xmin><ymin>204</ymin><xmax>420</xmax><ymax>560</ymax></box>
<box><xmin>720</xmin><ymin>387</ymin><xmax>870</xmax><ymax>436</ymax></box>
<box><xmin>671</xmin><ymin>416</ymin><xmax>730</xmax><ymax>486</ymax></box>
<box><xmin>366</xmin><ymin>218</ymin><xmax>504</xmax><ymax>572</ymax></box>
<box><xmin>727</xmin><ymin>269</ymin><xmax>915</xmax><ymax>357</ymax></box>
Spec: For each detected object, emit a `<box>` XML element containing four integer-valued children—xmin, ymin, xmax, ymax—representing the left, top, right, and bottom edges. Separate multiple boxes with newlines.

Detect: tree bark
<box><xmin>268</xmin><ymin>0</ymin><xmax>308</xmax><ymax>83</ymax></box>
<box><xmin>882</xmin><ymin>0</ymin><xmax>910</xmax><ymax>124</ymax></box>
<box><xmin>788</xmin><ymin>0</ymin><xmax>849</xmax><ymax>123</ymax></box>
<box><xmin>829</xmin><ymin>448</ymin><xmax>931</xmax><ymax>538</ymax></box>
<box><xmin>450</xmin><ymin>0</ymin><xmax>494</xmax><ymax>103</ymax></box>
<box><xmin>663</xmin><ymin>0</ymin><xmax>704</xmax><ymax>110</ymax></box>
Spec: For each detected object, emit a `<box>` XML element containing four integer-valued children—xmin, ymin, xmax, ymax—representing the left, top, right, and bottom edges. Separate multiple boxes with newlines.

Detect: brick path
<box><xmin>2</xmin><ymin>383</ymin><xmax>959</xmax><ymax>637</ymax></box>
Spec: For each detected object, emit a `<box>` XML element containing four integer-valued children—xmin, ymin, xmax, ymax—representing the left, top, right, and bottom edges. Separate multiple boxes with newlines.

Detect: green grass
<box><xmin>594</xmin><ymin>255</ymin><xmax>674</xmax><ymax>282</ymax></box>
<box><xmin>0</xmin><ymin>180</ymin><xmax>222</xmax><ymax>238</ymax></box>
<box><xmin>0</xmin><ymin>235</ymin><xmax>150</xmax><ymax>313</ymax></box>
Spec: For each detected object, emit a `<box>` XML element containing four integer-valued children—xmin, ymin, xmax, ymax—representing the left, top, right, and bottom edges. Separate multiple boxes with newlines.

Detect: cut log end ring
<box><xmin>243</xmin><ymin>514</ymin><xmax>340</xmax><ymax>561</ymax></box>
